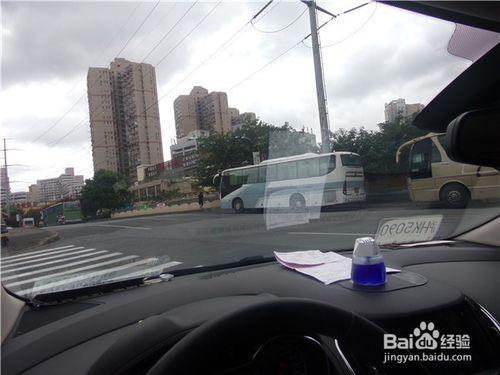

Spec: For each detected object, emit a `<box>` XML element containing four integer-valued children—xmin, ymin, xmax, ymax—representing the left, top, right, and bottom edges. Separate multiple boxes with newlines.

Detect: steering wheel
<box><xmin>146</xmin><ymin>298</ymin><xmax>391</xmax><ymax>374</ymax></box>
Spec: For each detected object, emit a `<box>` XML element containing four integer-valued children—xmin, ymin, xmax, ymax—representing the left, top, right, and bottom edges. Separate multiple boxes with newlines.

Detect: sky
<box><xmin>1</xmin><ymin>0</ymin><xmax>473</xmax><ymax>192</ymax></box>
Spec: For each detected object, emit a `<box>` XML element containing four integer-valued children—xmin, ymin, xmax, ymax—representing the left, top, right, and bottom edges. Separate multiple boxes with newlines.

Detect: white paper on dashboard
<box><xmin>274</xmin><ymin>250</ymin><xmax>400</xmax><ymax>285</ymax></box>
<box><xmin>274</xmin><ymin>250</ymin><xmax>347</xmax><ymax>267</ymax></box>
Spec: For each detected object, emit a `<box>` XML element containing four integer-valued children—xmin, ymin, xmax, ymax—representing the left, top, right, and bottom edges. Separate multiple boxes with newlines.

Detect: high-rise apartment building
<box><xmin>384</xmin><ymin>98</ymin><xmax>424</xmax><ymax>123</ymax></box>
<box><xmin>173</xmin><ymin>86</ymin><xmax>232</xmax><ymax>138</ymax></box>
<box><xmin>87</xmin><ymin>58</ymin><xmax>164</xmax><ymax>181</ymax></box>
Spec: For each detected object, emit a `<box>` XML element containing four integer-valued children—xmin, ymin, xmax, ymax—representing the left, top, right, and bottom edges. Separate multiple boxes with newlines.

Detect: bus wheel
<box><xmin>290</xmin><ymin>194</ymin><xmax>306</xmax><ymax>210</ymax></box>
<box><xmin>441</xmin><ymin>183</ymin><xmax>470</xmax><ymax>208</ymax></box>
<box><xmin>232</xmin><ymin>198</ymin><xmax>245</xmax><ymax>213</ymax></box>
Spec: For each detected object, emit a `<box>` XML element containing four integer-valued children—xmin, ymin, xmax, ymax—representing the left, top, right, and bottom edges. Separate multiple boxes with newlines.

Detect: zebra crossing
<box><xmin>1</xmin><ymin>245</ymin><xmax>181</xmax><ymax>297</ymax></box>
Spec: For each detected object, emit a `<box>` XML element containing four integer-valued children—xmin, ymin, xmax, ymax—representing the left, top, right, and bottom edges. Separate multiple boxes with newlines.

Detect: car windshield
<box><xmin>1</xmin><ymin>1</ymin><xmax>499</xmax><ymax>300</ymax></box>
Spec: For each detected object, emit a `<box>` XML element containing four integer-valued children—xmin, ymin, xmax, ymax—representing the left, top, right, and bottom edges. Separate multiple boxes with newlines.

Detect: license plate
<box><xmin>375</xmin><ymin>215</ymin><xmax>442</xmax><ymax>245</ymax></box>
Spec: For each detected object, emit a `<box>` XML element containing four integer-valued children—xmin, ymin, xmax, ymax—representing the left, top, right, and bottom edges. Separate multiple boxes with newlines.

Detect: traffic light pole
<box><xmin>304</xmin><ymin>0</ymin><xmax>331</xmax><ymax>154</ymax></box>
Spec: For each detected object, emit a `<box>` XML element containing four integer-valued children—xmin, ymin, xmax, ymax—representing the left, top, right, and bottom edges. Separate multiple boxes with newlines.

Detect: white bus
<box><xmin>216</xmin><ymin>152</ymin><xmax>366</xmax><ymax>212</ymax></box>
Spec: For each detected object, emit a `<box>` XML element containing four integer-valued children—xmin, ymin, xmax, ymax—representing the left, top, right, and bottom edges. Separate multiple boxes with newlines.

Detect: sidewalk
<box><xmin>111</xmin><ymin>200</ymin><xmax>220</xmax><ymax>219</ymax></box>
<box><xmin>1</xmin><ymin>228</ymin><xmax>59</xmax><ymax>256</ymax></box>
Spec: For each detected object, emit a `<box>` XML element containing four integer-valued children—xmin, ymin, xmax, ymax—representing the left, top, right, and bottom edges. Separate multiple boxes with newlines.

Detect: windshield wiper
<box><xmin>169</xmin><ymin>255</ymin><xmax>276</xmax><ymax>277</ymax></box>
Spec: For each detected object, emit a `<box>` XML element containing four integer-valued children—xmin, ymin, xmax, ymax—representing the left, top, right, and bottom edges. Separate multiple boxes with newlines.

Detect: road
<box><xmin>1</xmin><ymin>204</ymin><xmax>498</xmax><ymax>297</ymax></box>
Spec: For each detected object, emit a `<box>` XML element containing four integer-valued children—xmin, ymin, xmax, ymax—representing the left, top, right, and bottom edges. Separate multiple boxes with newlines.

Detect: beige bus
<box><xmin>396</xmin><ymin>133</ymin><xmax>500</xmax><ymax>208</ymax></box>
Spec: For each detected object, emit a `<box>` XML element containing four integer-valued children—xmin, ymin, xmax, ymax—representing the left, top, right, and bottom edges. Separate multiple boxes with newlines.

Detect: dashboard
<box><xmin>2</xmin><ymin>243</ymin><xmax>500</xmax><ymax>374</ymax></box>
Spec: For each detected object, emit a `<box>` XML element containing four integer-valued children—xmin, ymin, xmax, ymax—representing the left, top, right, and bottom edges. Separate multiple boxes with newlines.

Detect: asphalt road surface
<box><xmin>2</xmin><ymin>204</ymin><xmax>498</xmax><ymax>297</ymax></box>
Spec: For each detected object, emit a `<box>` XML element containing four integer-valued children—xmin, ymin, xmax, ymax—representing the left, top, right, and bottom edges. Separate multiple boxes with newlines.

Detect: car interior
<box><xmin>1</xmin><ymin>2</ymin><xmax>499</xmax><ymax>374</ymax></box>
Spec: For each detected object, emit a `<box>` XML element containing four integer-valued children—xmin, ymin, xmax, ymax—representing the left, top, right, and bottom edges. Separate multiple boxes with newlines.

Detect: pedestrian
<box><xmin>198</xmin><ymin>191</ymin><xmax>204</xmax><ymax>209</ymax></box>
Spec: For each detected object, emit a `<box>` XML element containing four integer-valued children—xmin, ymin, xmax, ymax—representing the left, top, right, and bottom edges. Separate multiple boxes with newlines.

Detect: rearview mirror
<box><xmin>445</xmin><ymin>108</ymin><xmax>500</xmax><ymax>169</ymax></box>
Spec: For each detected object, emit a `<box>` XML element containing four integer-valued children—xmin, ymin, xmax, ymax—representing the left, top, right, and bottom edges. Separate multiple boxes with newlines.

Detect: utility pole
<box><xmin>2</xmin><ymin>138</ymin><xmax>11</xmax><ymax>215</ymax></box>
<box><xmin>303</xmin><ymin>0</ymin><xmax>332</xmax><ymax>153</ymax></box>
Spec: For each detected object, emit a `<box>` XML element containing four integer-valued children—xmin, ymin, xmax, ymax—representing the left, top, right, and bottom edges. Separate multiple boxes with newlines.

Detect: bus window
<box><xmin>266</xmin><ymin>164</ymin><xmax>277</xmax><ymax>182</ymax></box>
<box><xmin>410</xmin><ymin>139</ymin><xmax>432</xmax><ymax>179</ymax></box>
<box><xmin>246</xmin><ymin>167</ymin><xmax>259</xmax><ymax>184</ymax></box>
<box><xmin>258</xmin><ymin>166</ymin><xmax>267</xmax><ymax>183</ymax></box>
<box><xmin>298</xmin><ymin>158</ymin><xmax>319</xmax><ymax>178</ymax></box>
<box><xmin>277</xmin><ymin>162</ymin><xmax>297</xmax><ymax>180</ymax></box>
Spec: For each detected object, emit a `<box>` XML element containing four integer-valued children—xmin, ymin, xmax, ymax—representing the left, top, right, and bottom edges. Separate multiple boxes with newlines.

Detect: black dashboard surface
<box><xmin>2</xmin><ymin>243</ymin><xmax>500</xmax><ymax>374</ymax></box>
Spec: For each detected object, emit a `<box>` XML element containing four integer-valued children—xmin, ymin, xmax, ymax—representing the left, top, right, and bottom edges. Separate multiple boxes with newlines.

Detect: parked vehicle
<box><xmin>1</xmin><ymin>223</ymin><xmax>9</xmax><ymax>246</ymax></box>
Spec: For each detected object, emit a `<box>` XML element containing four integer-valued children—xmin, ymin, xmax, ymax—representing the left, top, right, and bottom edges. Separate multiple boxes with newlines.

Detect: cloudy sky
<box><xmin>1</xmin><ymin>0</ymin><xmax>472</xmax><ymax>191</ymax></box>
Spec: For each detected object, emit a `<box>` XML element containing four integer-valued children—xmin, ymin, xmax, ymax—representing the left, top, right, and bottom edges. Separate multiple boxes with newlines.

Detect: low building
<box><xmin>37</xmin><ymin>167</ymin><xmax>84</xmax><ymax>203</ymax></box>
<box><xmin>28</xmin><ymin>184</ymin><xmax>38</xmax><ymax>204</ymax></box>
<box><xmin>231</xmin><ymin>112</ymin><xmax>256</xmax><ymax>130</ymax></box>
<box><xmin>170</xmin><ymin>129</ymin><xmax>210</xmax><ymax>173</ymax></box>
<box><xmin>130</xmin><ymin>178</ymin><xmax>196</xmax><ymax>201</ymax></box>
<box><xmin>11</xmin><ymin>191</ymin><xmax>28</xmax><ymax>206</ymax></box>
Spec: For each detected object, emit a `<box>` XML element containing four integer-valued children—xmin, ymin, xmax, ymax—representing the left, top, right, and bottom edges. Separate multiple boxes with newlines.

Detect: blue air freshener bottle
<box><xmin>351</xmin><ymin>237</ymin><xmax>386</xmax><ymax>286</ymax></box>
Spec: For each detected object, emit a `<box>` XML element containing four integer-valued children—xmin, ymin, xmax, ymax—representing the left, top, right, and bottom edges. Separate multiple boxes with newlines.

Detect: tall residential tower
<box><xmin>87</xmin><ymin>58</ymin><xmax>164</xmax><ymax>181</ymax></box>
<box><xmin>173</xmin><ymin>86</ymin><xmax>232</xmax><ymax>138</ymax></box>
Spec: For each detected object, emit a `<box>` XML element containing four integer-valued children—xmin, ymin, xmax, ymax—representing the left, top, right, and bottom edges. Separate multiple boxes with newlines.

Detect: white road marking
<box><xmin>4</xmin><ymin>255</ymin><xmax>139</xmax><ymax>288</ymax></box>
<box><xmin>15</xmin><ymin>257</ymin><xmax>177</xmax><ymax>296</ymax></box>
<box><xmin>1</xmin><ymin>246</ymin><xmax>84</xmax><ymax>265</ymax></box>
<box><xmin>90</xmin><ymin>224</ymin><xmax>152</xmax><ymax>230</ymax></box>
<box><xmin>1</xmin><ymin>247</ymin><xmax>87</xmax><ymax>269</ymax></box>
<box><xmin>1</xmin><ymin>252</ymin><xmax>123</xmax><ymax>282</ymax></box>
<box><xmin>288</xmin><ymin>232</ymin><xmax>375</xmax><ymax>236</ymax></box>
<box><xmin>1</xmin><ymin>250</ymin><xmax>107</xmax><ymax>274</ymax></box>
<box><xmin>1</xmin><ymin>245</ymin><xmax>75</xmax><ymax>260</ymax></box>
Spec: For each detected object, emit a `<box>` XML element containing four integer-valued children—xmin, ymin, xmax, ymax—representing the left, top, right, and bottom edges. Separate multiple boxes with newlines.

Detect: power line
<box><xmin>47</xmin><ymin>117</ymin><xmax>88</xmax><ymax>149</ymax></box>
<box><xmin>251</xmin><ymin>7</ymin><xmax>307</xmax><ymax>34</ymax></box>
<box><xmin>228</xmin><ymin>39</ymin><xmax>304</xmax><ymax>92</ymax></box>
<box><xmin>301</xmin><ymin>2</ymin><xmax>376</xmax><ymax>48</ymax></box>
<box><xmin>258</xmin><ymin>0</ymin><xmax>281</xmax><ymax>19</ymax></box>
<box><xmin>127</xmin><ymin>3</ymin><xmax>176</xmax><ymax>56</ymax></box>
<box><xmin>154</xmin><ymin>1</ymin><xmax>222</xmax><ymax>67</ymax></box>
<box><xmin>31</xmin><ymin>97</ymin><xmax>87</xmax><ymax>143</ymax></box>
<box><xmin>62</xmin><ymin>3</ymin><xmax>144</xmax><ymax>99</ymax></box>
<box><xmin>30</xmin><ymin>2</ymin><xmax>154</xmax><ymax>144</ymax></box>
<box><xmin>40</xmin><ymin>1</ymin><xmax>279</xmax><ymax>177</ymax></box>
<box><xmin>228</xmin><ymin>2</ymin><xmax>372</xmax><ymax>92</ymax></box>
<box><xmin>116</xmin><ymin>0</ymin><xmax>161</xmax><ymax>57</ymax></box>
<box><xmin>141</xmin><ymin>2</ymin><xmax>199</xmax><ymax>63</ymax></box>
<box><xmin>44</xmin><ymin>1</ymin><xmax>217</xmax><ymax>158</ymax></box>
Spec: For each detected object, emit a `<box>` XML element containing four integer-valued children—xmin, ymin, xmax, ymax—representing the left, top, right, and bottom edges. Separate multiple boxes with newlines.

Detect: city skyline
<box><xmin>2</xmin><ymin>1</ymin><xmax>472</xmax><ymax>191</ymax></box>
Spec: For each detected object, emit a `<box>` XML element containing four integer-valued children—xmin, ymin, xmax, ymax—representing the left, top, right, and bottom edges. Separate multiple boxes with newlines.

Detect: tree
<box><xmin>195</xmin><ymin>120</ymin><xmax>319</xmax><ymax>186</ymax></box>
<box><xmin>330</xmin><ymin>115</ymin><xmax>427</xmax><ymax>175</ymax></box>
<box><xmin>80</xmin><ymin>170</ymin><xmax>132</xmax><ymax>218</ymax></box>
